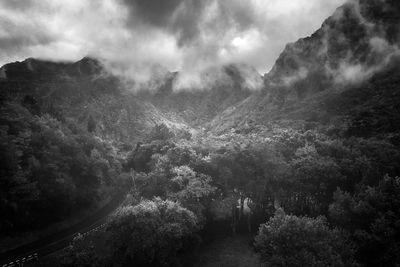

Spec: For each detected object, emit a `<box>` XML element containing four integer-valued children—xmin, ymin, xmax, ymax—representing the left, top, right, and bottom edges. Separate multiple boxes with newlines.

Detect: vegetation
<box><xmin>2</xmin><ymin>1</ymin><xmax>400</xmax><ymax>264</ymax></box>
<box><xmin>0</xmin><ymin>102</ymin><xmax>122</xmax><ymax>235</ymax></box>
<box><xmin>57</xmin><ymin>116</ymin><xmax>400</xmax><ymax>266</ymax></box>
<box><xmin>107</xmin><ymin>198</ymin><xmax>198</xmax><ymax>266</ymax></box>
<box><xmin>254</xmin><ymin>209</ymin><xmax>358</xmax><ymax>267</ymax></box>
<box><xmin>2</xmin><ymin>89</ymin><xmax>400</xmax><ymax>266</ymax></box>
<box><xmin>330</xmin><ymin>175</ymin><xmax>400</xmax><ymax>266</ymax></box>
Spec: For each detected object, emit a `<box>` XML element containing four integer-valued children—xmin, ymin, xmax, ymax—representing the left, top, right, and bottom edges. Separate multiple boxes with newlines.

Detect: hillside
<box><xmin>1</xmin><ymin>0</ymin><xmax>400</xmax><ymax>266</ymax></box>
<box><xmin>0</xmin><ymin>57</ymin><xmax>191</xmax><ymax>147</ymax></box>
<box><xmin>0</xmin><ymin>57</ymin><xmax>196</xmax><ymax>236</ymax></box>
<box><xmin>137</xmin><ymin>63</ymin><xmax>260</xmax><ymax>126</ymax></box>
<box><xmin>209</xmin><ymin>0</ymin><xmax>400</xmax><ymax>135</ymax></box>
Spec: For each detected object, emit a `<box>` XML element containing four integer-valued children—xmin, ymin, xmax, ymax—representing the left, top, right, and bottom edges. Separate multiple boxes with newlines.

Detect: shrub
<box><xmin>254</xmin><ymin>209</ymin><xmax>358</xmax><ymax>267</ymax></box>
<box><xmin>107</xmin><ymin>198</ymin><xmax>199</xmax><ymax>266</ymax></box>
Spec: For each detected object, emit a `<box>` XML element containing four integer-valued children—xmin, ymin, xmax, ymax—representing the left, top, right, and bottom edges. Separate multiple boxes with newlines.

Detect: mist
<box><xmin>0</xmin><ymin>0</ymin><xmax>346</xmax><ymax>91</ymax></box>
<box><xmin>265</xmin><ymin>0</ymin><xmax>400</xmax><ymax>90</ymax></box>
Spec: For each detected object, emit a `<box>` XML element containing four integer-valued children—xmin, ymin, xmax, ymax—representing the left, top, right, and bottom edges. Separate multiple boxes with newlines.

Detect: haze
<box><xmin>0</xmin><ymin>0</ymin><xmax>346</xmax><ymax>83</ymax></box>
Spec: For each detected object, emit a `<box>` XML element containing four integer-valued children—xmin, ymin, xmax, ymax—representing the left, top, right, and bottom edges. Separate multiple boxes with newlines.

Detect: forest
<box><xmin>1</xmin><ymin>50</ymin><xmax>400</xmax><ymax>267</ymax></box>
<box><xmin>1</xmin><ymin>0</ymin><xmax>400</xmax><ymax>266</ymax></box>
<box><xmin>45</xmin><ymin>118</ymin><xmax>399</xmax><ymax>266</ymax></box>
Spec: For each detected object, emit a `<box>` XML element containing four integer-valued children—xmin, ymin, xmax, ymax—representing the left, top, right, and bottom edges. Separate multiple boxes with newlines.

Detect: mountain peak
<box><xmin>69</xmin><ymin>57</ymin><xmax>104</xmax><ymax>76</ymax></box>
<box><xmin>264</xmin><ymin>0</ymin><xmax>400</xmax><ymax>101</ymax></box>
<box><xmin>0</xmin><ymin>56</ymin><xmax>106</xmax><ymax>81</ymax></box>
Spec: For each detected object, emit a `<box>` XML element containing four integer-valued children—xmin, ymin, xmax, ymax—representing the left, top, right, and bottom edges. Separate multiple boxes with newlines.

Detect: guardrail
<box><xmin>1</xmin><ymin>223</ymin><xmax>108</xmax><ymax>267</ymax></box>
<box><xmin>79</xmin><ymin>223</ymin><xmax>107</xmax><ymax>238</ymax></box>
<box><xmin>1</xmin><ymin>253</ymin><xmax>38</xmax><ymax>267</ymax></box>
<box><xmin>0</xmin><ymin>190</ymin><xmax>126</xmax><ymax>267</ymax></box>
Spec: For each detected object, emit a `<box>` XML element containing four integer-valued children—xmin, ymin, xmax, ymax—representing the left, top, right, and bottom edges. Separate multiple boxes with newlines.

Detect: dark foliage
<box><xmin>254</xmin><ymin>209</ymin><xmax>358</xmax><ymax>267</ymax></box>
<box><xmin>0</xmin><ymin>101</ymin><xmax>121</xmax><ymax>235</ymax></box>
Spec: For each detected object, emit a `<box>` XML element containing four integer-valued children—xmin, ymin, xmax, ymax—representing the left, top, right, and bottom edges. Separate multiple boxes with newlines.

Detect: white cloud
<box><xmin>0</xmin><ymin>0</ymin><xmax>347</xmax><ymax>88</ymax></box>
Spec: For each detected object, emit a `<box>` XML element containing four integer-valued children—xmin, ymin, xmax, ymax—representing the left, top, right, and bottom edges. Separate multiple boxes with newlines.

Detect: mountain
<box><xmin>0</xmin><ymin>57</ymin><xmax>193</xmax><ymax>148</ymax></box>
<box><xmin>1</xmin><ymin>0</ymin><xmax>399</xmax><ymax>160</ymax></box>
<box><xmin>1</xmin><ymin>1</ymin><xmax>400</xmax><ymax>265</ymax></box>
<box><xmin>1</xmin><ymin>0</ymin><xmax>400</xmax><ymax>240</ymax></box>
<box><xmin>209</xmin><ymin>0</ymin><xmax>400</xmax><ymax>135</ymax></box>
<box><xmin>0</xmin><ymin>56</ymin><xmax>199</xmax><ymax>235</ymax></box>
<box><xmin>139</xmin><ymin>63</ymin><xmax>260</xmax><ymax>125</ymax></box>
<box><xmin>0</xmin><ymin>55</ymin><xmax>260</xmax><ymax>237</ymax></box>
<box><xmin>0</xmin><ymin>54</ymin><xmax>263</xmax><ymax>151</ymax></box>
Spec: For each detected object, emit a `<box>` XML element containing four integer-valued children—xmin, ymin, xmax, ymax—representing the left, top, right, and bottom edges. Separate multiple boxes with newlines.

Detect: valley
<box><xmin>0</xmin><ymin>0</ymin><xmax>400</xmax><ymax>266</ymax></box>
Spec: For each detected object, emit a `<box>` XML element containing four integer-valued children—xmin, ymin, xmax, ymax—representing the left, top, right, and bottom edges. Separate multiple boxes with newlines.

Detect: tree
<box><xmin>59</xmin><ymin>234</ymin><xmax>101</xmax><ymax>267</ymax></box>
<box><xmin>169</xmin><ymin>165</ymin><xmax>216</xmax><ymax>225</ymax></box>
<box><xmin>107</xmin><ymin>198</ymin><xmax>199</xmax><ymax>266</ymax></box>
<box><xmin>125</xmin><ymin>140</ymin><xmax>169</xmax><ymax>173</ymax></box>
<box><xmin>288</xmin><ymin>153</ymin><xmax>346</xmax><ymax>215</ymax></box>
<box><xmin>148</xmin><ymin>123</ymin><xmax>174</xmax><ymax>142</ymax></box>
<box><xmin>87</xmin><ymin>114</ymin><xmax>96</xmax><ymax>133</ymax></box>
<box><xmin>254</xmin><ymin>209</ymin><xmax>358</xmax><ymax>267</ymax></box>
<box><xmin>329</xmin><ymin>175</ymin><xmax>400</xmax><ymax>266</ymax></box>
<box><xmin>0</xmin><ymin>102</ymin><xmax>121</xmax><ymax>235</ymax></box>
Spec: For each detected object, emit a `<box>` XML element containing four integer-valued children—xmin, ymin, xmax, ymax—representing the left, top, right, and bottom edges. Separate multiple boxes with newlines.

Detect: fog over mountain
<box><xmin>0</xmin><ymin>0</ymin><xmax>345</xmax><ymax>90</ymax></box>
<box><xmin>1</xmin><ymin>1</ymin><xmax>400</xmax><ymax>267</ymax></box>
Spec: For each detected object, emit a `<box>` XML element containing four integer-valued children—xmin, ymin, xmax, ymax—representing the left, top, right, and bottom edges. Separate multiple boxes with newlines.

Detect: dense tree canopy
<box><xmin>0</xmin><ymin>102</ymin><xmax>122</xmax><ymax>234</ymax></box>
<box><xmin>330</xmin><ymin>175</ymin><xmax>400</xmax><ymax>266</ymax></box>
<box><xmin>108</xmin><ymin>198</ymin><xmax>199</xmax><ymax>266</ymax></box>
<box><xmin>254</xmin><ymin>209</ymin><xmax>358</xmax><ymax>267</ymax></box>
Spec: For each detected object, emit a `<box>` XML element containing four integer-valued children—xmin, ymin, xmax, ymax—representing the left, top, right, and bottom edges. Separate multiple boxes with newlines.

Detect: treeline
<box><xmin>57</xmin><ymin>122</ymin><xmax>400</xmax><ymax>266</ymax></box>
<box><xmin>0</xmin><ymin>101</ymin><xmax>122</xmax><ymax>235</ymax></box>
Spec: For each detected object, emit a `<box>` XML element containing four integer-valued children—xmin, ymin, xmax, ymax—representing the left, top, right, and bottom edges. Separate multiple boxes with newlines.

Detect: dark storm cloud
<box><xmin>217</xmin><ymin>1</ymin><xmax>257</xmax><ymax>31</ymax></box>
<box><xmin>122</xmin><ymin>0</ymin><xmax>210</xmax><ymax>46</ymax></box>
<box><xmin>122</xmin><ymin>0</ymin><xmax>182</xmax><ymax>27</ymax></box>
<box><xmin>121</xmin><ymin>0</ymin><xmax>259</xmax><ymax>47</ymax></box>
<box><xmin>0</xmin><ymin>18</ymin><xmax>53</xmax><ymax>51</ymax></box>
<box><xmin>171</xmin><ymin>0</ymin><xmax>210</xmax><ymax>46</ymax></box>
<box><xmin>0</xmin><ymin>34</ymin><xmax>51</xmax><ymax>52</ymax></box>
<box><xmin>1</xmin><ymin>0</ymin><xmax>35</xmax><ymax>10</ymax></box>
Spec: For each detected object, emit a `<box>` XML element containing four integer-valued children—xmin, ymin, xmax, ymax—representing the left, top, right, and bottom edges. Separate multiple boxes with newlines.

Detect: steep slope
<box><xmin>210</xmin><ymin>0</ymin><xmax>400</xmax><ymax>134</ymax></box>
<box><xmin>265</xmin><ymin>0</ymin><xmax>399</xmax><ymax>97</ymax></box>
<box><xmin>0</xmin><ymin>57</ymin><xmax>189</xmax><ymax>147</ymax></box>
<box><xmin>138</xmin><ymin>64</ymin><xmax>260</xmax><ymax>126</ymax></box>
<box><xmin>0</xmin><ymin>57</ymin><xmax>195</xmax><ymax>235</ymax></box>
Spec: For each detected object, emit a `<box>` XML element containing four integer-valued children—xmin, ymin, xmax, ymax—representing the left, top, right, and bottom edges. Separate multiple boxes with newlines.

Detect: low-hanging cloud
<box><xmin>264</xmin><ymin>0</ymin><xmax>400</xmax><ymax>91</ymax></box>
<box><xmin>0</xmin><ymin>0</ymin><xmax>346</xmax><ymax>91</ymax></box>
<box><xmin>327</xmin><ymin>0</ymin><xmax>400</xmax><ymax>84</ymax></box>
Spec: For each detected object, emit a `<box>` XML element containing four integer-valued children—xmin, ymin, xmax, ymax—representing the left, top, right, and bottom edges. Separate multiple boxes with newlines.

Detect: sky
<box><xmin>0</xmin><ymin>0</ymin><xmax>346</xmax><ymax>86</ymax></box>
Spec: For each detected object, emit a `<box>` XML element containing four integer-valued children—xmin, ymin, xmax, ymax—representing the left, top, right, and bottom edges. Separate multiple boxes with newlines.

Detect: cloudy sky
<box><xmin>0</xmin><ymin>0</ymin><xmax>346</xmax><ymax>83</ymax></box>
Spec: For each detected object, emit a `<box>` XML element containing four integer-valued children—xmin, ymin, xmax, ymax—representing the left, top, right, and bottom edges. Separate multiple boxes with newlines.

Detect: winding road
<box><xmin>0</xmin><ymin>191</ymin><xmax>126</xmax><ymax>266</ymax></box>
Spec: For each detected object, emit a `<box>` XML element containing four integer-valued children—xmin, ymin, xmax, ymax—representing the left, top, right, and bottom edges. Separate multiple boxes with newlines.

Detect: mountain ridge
<box><xmin>1</xmin><ymin>0</ymin><xmax>400</xmax><ymax>140</ymax></box>
<box><xmin>210</xmin><ymin>0</ymin><xmax>400</xmax><ymax>134</ymax></box>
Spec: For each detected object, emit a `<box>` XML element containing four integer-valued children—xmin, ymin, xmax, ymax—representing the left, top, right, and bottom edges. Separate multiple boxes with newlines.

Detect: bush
<box><xmin>254</xmin><ymin>209</ymin><xmax>358</xmax><ymax>267</ymax></box>
<box><xmin>148</xmin><ymin>123</ymin><xmax>174</xmax><ymax>142</ymax></box>
<box><xmin>329</xmin><ymin>175</ymin><xmax>400</xmax><ymax>266</ymax></box>
<box><xmin>107</xmin><ymin>198</ymin><xmax>199</xmax><ymax>266</ymax></box>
